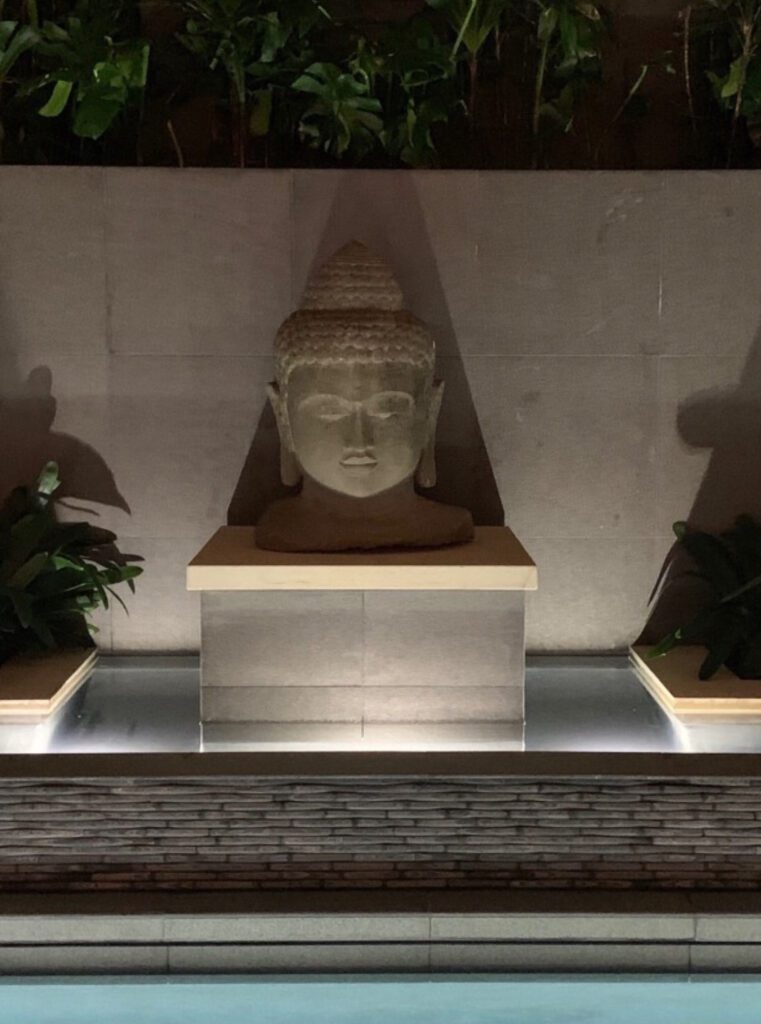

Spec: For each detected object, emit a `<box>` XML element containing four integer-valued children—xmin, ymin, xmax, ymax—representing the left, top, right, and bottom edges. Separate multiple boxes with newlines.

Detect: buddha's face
<box><xmin>275</xmin><ymin>361</ymin><xmax>440</xmax><ymax>498</ymax></box>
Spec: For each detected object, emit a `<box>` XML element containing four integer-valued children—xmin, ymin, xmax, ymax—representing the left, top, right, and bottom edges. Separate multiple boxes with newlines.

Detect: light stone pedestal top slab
<box><xmin>631</xmin><ymin>645</ymin><xmax>761</xmax><ymax>719</ymax></box>
<box><xmin>187</xmin><ymin>526</ymin><xmax>537</xmax><ymax>592</ymax></box>
<box><xmin>0</xmin><ymin>649</ymin><xmax>97</xmax><ymax>723</ymax></box>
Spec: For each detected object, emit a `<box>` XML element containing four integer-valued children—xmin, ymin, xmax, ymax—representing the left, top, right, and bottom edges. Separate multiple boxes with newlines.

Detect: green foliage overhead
<box><xmin>0</xmin><ymin>462</ymin><xmax>142</xmax><ymax>666</ymax></box>
<box><xmin>23</xmin><ymin>0</ymin><xmax>149</xmax><ymax>140</ymax></box>
<box><xmin>694</xmin><ymin>0</ymin><xmax>761</xmax><ymax>155</ymax></box>
<box><xmin>532</xmin><ymin>0</ymin><xmax>607</xmax><ymax>139</ymax></box>
<box><xmin>426</xmin><ymin>0</ymin><xmax>511</xmax><ymax>60</ymax></box>
<box><xmin>178</xmin><ymin>0</ymin><xmax>329</xmax><ymax>163</ymax></box>
<box><xmin>649</xmin><ymin>515</ymin><xmax>761</xmax><ymax>681</ymax></box>
<box><xmin>0</xmin><ymin>0</ymin><xmax>747</xmax><ymax>169</ymax></box>
<box><xmin>0</xmin><ymin>18</ymin><xmax>38</xmax><ymax>156</ymax></box>
<box><xmin>0</xmin><ymin>20</ymin><xmax>38</xmax><ymax>83</ymax></box>
<box><xmin>351</xmin><ymin>18</ymin><xmax>460</xmax><ymax>167</ymax></box>
<box><xmin>294</xmin><ymin>61</ymin><xmax>384</xmax><ymax>158</ymax></box>
<box><xmin>424</xmin><ymin>0</ymin><xmax>509</xmax><ymax>121</ymax></box>
<box><xmin>179</xmin><ymin>0</ymin><xmax>292</xmax><ymax>102</ymax></box>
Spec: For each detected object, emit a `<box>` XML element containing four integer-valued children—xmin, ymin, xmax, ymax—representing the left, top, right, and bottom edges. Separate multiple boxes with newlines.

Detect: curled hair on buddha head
<box><xmin>273</xmin><ymin>241</ymin><xmax>436</xmax><ymax>392</ymax></box>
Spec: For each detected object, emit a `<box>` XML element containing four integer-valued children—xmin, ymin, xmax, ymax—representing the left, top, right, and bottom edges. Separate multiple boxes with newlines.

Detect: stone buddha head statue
<box><xmin>257</xmin><ymin>241</ymin><xmax>473</xmax><ymax>552</ymax></box>
<box><xmin>269</xmin><ymin>241</ymin><xmax>441</xmax><ymax>498</ymax></box>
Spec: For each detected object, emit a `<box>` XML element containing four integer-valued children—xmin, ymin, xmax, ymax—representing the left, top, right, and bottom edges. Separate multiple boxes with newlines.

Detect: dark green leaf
<box><xmin>538</xmin><ymin>6</ymin><xmax>559</xmax><ymax>43</ymax></box>
<box><xmin>249</xmin><ymin>87</ymin><xmax>273</xmax><ymax>135</ymax></box>
<box><xmin>699</xmin><ymin>614</ymin><xmax>746</xmax><ymax>679</ymax></box>
<box><xmin>8</xmin><ymin>552</ymin><xmax>49</xmax><ymax>589</ymax></box>
<box><xmin>648</xmin><ymin>631</ymin><xmax>680</xmax><ymax>659</ymax></box>
<box><xmin>0</xmin><ymin>22</ymin><xmax>38</xmax><ymax>79</ymax></box>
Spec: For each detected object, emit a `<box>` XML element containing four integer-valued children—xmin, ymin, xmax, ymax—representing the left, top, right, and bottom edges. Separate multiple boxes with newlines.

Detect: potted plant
<box><xmin>630</xmin><ymin>515</ymin><xmax>761</xmax><ymax>719</ymax></box>
<box><xmin>0</xmin><ymin>462</ymin><xmax>142</xmax><ymax>720</ymax></box>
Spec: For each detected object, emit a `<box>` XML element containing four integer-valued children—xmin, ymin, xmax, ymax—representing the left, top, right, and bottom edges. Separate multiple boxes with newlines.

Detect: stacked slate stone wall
<box><xmin>2</xmin><ymin>775</ymin><xmax>761</xmax><ymax>892</ymax></box>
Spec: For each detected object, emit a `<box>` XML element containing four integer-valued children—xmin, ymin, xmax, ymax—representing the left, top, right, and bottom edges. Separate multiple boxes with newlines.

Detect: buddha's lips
<box><xmin>341</xmin><ymin>455</ymin><xmax>378</xmax><ymax>468</ymax></box>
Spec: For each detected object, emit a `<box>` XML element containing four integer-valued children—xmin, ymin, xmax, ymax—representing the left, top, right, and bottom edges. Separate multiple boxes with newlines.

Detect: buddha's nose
<box><xmin>345</xmin><ymin>404</ymin><xmax>372</xmax><ymax>449</ymax></box>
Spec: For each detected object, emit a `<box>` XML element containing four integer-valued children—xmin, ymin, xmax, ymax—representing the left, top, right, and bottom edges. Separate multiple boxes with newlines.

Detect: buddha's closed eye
<box><xmin>366</xmin><ymin>392</ymin><xmax>415</xmax><ymax>420</ymax></box>
<box><xmin>300</xmin><ymin>395</ymin><xmax>354</xmax><ymax>422</ymax></box>
<box><xmin>299</xmin><ymin>391</ymin><xmax>415</xmax><ymax>423</ymax></box>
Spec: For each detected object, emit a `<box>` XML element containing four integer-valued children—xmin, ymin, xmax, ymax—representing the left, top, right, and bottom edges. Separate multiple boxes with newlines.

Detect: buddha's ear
<box><xmin>267</xmin><ymin>382</ymin><xmax>301</xmax><ymax>487</ymax></box>
<box><xmin>416</xmin><ymin>379</ymin><xmax>444</xmax><ymax>489</ymax></box>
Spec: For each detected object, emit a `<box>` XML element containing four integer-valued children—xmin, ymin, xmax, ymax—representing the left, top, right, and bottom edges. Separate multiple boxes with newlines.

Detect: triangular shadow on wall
<box><xmin>640</xmin><ymin>321</ymin><xmax>761</xmax><ymax>642</ymax></box>
<box><xmin>228</xmin><ymin>172</ymin><xmax>504</xmax><ymax>527</ymax></box>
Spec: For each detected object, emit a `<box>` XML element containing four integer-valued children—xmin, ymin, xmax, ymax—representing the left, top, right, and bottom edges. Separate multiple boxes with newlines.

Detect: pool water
<box><xmin>1</xmin><ymin>976</ymin><xmax>760</xmax><ymax>1024</ymax></box>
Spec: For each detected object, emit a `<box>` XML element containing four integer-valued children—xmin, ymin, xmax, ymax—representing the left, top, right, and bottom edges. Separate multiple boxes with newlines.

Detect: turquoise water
<box><xmin>1</xmin><ymin>976</ymin><xmax>761</xmax><ymax>1024</ymax></box>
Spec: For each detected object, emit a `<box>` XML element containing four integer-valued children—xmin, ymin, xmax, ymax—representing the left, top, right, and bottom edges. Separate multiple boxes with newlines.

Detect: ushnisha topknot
<box><xmin>302</xmin><ymin>239</ymin><xmax>404</xmax><ymax>310</ymax></box>
<box><xmin>274</xmin><ymin>241</ymin><xmax>436</xmax><ymax>385</ymax></box>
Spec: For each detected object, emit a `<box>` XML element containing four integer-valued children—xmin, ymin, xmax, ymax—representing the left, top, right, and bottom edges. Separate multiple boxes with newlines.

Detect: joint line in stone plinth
<box><xmin>361</xmin><ymin>590</ymin><xmax>366</xmax><ymax>738</ymax></box>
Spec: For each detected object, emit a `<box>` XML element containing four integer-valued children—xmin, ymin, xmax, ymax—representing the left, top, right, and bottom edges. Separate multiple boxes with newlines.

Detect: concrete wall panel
<box><xmin>1</xmin><ymin>168</ymin><xmax>757</xmax><ymax>653</ymax></box>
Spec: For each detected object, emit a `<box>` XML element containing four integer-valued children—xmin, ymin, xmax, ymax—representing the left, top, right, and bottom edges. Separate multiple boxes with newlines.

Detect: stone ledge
<box><xmin>0</xmin><ymin>648</ymin><xmax>97</xmax><ymax>723</ymax></box>
<box><xmin>187</xmin><ymin>527</ymin><xmax>538</xmax><ymax>592</ymax></box>
<box><xmin>6</xmin><ymin>939</ymin><xmax>761</xmax><ymax>974</ymax></box>
<box><xmin>6</xmin><ymin>889</ymin><xmax>761</xmax><ymax>975</ymax></box>
<box><xmin>1</xmin><ymin>750</ymin><xmax>761</xmax><ymax>778</ymax></box>
<box><xmin>631</xmin><ymin>645</ymin><xmax>761</xmax><ymax>719</ymax></box>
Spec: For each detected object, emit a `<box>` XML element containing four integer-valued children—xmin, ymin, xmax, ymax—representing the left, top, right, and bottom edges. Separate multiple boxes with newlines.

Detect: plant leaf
<box><xmin>8</xmin><ymin>552</ymin><xmax>49</xmax><ymax>589</ymax></box>
<box><xmin>538</xmin><ymin>6</ymin><xmax>559</xmax><ymax>43</ymax></box>
<box><xmin>249</xmin><ymin>87</ymin><xmax>273</xmax><ymax>136</ymax></box>
<box><xmin>0</xmin><ymin>22</ymin><xmax>38</xmax><ymax>79</ymax></box>
<box><xmin>699</xmin><ymin>615</ymin><xmax>746</xmax><ymax>680</ymax></box>
<box><xmin>648</xmin><ymin>631</ymin><xmax>680</xmax><ymax>659</ymax></box>
<box><xmin>38</xmin><ymin>79</ymin><xmax>73</xmax><ymax>117</ymax></box>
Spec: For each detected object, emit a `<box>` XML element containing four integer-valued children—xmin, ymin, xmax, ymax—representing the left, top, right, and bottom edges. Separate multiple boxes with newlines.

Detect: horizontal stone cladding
<box><xmin>2</xmin><ymin>775</ymin><xmax>761</xmax><ymax>892</ymax></box>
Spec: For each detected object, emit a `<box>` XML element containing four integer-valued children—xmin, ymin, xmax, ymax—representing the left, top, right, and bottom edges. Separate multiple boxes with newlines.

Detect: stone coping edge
<box><xmin>1</xmin><ymin>750</ymin><xmax>761</xmax><ymax>779</ymax></box>
<box><xmin>5</xmin><ymin>893</ymin><xmax>761</xmax><ymax>974</ymax></box>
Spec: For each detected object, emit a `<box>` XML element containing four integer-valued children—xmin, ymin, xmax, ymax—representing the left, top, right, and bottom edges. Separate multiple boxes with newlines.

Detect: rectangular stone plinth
<box><xmin>201</xmin><ymin>589</ymin><xmax>525</xmax><ymax>726</ymax></box>
<box><xmin>192</xmin><ymin>528</ymin><xmax>535</xmax><ymax>747</ymax></box>
<box><xmin>188</xmin><ymin>527</ymin><xmax>537</xmax><ymax>592</ymax></box>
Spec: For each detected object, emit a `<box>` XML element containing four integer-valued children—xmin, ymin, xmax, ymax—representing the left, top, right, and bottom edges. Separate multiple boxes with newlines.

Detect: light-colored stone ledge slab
<box><xmin>631</xmin><ymin>645</ymin><xmax>761</xmax><ymax>717</ymax></box>
<box><xmin>0</xmin><ymin>916</ymin><xmax>164</xmax><ymax>944</ymax></box>
<box><xmin>163</xmin><ymin>914</ymin><xmax>430</xmax><ymax>943</ymax></box>
<box><xmin>430</xmin><ymin>913</ymin><xmax>695</xmax><ymax>942</ymax></box>
<box><xmin>187</xmin><ymin>527</ymin><xmax>537</xmax><ymax>592</ymax></box>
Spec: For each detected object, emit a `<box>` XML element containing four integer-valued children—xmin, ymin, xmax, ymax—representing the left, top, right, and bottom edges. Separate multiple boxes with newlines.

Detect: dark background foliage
<box><xmin>0</xmin><ymin>1</ymin><xmax>759</xmax><ymax>169</ymax></box>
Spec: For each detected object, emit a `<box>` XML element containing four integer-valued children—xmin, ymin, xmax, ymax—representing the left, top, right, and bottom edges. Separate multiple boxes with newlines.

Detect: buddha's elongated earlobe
<box><xmin>416</xmin><ymin>380</ymin><xmax>444</xmax><ymax>489</ymax></box>
<box><xmin>267</xmin><ymin>382</ymin><xmax>302</xmax><ymax>487</ymax></box>
<box><xmin>279</xmin><ymin>445</ymin><xmax>301</xmax><ymax>488</ymax></box>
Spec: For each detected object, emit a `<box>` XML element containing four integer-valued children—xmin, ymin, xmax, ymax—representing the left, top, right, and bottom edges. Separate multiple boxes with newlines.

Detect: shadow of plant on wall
<box><xmin>0</xmin><ymin>352</ymin><xmax>129</xmax><ymax>514</ymax></box>
<box><xmin>642</xmin><ymin>322</ymin><xmax>761</xmax><ymax>643</ymax></box>
<box><xmin>227</xmin><ymin>171</ymin><xmax>504</xmax><ymax>530</ymax></box>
